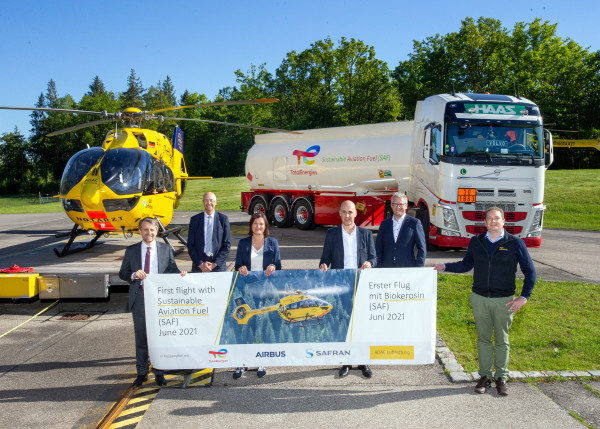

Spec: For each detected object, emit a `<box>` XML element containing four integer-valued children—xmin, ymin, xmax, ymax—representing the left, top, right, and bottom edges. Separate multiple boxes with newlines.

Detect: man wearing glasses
<box><xmin>375</xmin><ymin>193</ymin><xmax>426</xmax><ymax>268</ymax></box>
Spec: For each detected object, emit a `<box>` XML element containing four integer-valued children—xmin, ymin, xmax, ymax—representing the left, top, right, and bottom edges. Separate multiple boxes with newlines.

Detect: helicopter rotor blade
<box><xmin>249</xmin><ymin>285</ymin><xmax>350</xmax><ymax>298</ymax></box>
<box><xmin>149</xmin><ymin>98</ymin><xmax>279</xmax><ymax>114</ymax></box>
<box><xmin>302</xmin><ymin>285</ymin><xmax>351</xmax><ymax>295</ymax></box>
<box><xmin>0</xmin><ymin>106</ymin><xmax>112</xmax><ymax>117</ymax></box>
<box><xmin>46</xmin><ymin>118</ymin><xmax>116</xmax><ymax>137</ymax></box>
<box><xmin>163</xmin><ymin>116</ymin><xmax>301</xmax><ymax>134</ymax></box>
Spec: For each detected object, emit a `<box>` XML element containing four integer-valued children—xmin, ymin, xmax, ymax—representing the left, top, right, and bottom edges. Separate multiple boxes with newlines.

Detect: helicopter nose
<box><xmin>80</xmin><ymin>181</ymin><xmax>101</xmax><ymax>209</ymax></box>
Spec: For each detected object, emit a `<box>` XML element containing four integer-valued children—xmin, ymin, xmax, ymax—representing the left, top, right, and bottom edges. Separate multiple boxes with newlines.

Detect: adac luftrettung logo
<box><xmin>208</xmin><ymin>349</ymin><xmax>228</xmax><ymax>359</ymax></box>
<box><xmin>292</xmin><ymin>145</ymin><xmax>320</xmax><ymax>165</ymax></box>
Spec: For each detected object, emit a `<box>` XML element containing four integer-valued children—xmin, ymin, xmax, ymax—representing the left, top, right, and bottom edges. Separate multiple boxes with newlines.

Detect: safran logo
<box><xmin>292</xmin><ymin>145</ymin><xmax>320</xmax><ymax>165</ymax></box>
<box><xmin>208</xmin><ymin>348</ymin><xmax>228</xmax><ymax>359</ymax></box>
<box><xmin>305</xmin><ymin>348</ymin><xmax>350</xmax><ymax>357</ymax></box>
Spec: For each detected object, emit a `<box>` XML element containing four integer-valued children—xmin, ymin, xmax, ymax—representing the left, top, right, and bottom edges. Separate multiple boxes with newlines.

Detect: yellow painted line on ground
<box><xmin>127</xmin><ymin>393</ymin><xmax>158</xmax><ymax>405</ymax></box>
<box><xmin>97</xmin><ymin>370</ymin><xmax>212</xmax><ymax>428</ymax></box>
<box><xmin>109</xmin><ymin>417</ymin><xmax>141</xmax><ymax>429</ymax></box>
<box><xmin>0</xmin><ymin>300</ymin><xmax>59</xmax><ymax>339</ymax></box>
<box><xmin>117</xmin><ymin>403</ymin><xmax>152</xmax><ymax>417</ymax></box>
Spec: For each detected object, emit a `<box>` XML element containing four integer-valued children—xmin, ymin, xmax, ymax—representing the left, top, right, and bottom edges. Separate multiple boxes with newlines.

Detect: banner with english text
<box><xmin>144</xmin><ymin>268</ymin><xmax>436</xmax><ymax>369</ymax></box>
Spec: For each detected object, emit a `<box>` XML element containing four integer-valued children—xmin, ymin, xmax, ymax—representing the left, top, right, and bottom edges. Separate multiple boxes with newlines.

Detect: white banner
<box><xmin>144</xmin><ymin>268</ymin><xmax>437</xmax><ymax>369</ymax></box>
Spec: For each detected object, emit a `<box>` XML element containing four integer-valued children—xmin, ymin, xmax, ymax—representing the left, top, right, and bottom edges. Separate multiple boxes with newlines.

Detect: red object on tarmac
<box><xmin>0</xmin><ymin>264</ymin><xmax>34</xmax><ymax>273</ymax></box>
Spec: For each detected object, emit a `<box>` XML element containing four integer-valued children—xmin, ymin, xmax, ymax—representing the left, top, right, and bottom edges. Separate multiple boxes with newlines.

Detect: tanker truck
<box><xmin>241</xmin><ymin>93</ymin><xmax>554</xmax><ymax>248</ymax></box>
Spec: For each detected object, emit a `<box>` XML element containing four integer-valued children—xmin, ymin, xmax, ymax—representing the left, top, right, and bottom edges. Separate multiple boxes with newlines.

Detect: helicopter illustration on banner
<box><xmin>0</xmin><ymin>100</ymin><xmax>296</xmax><ymax>257</ymax></box>
<box><xmin>232</xmin><ymin>286</ymin><xmax>348</xmax><ymax>327</ymax></box>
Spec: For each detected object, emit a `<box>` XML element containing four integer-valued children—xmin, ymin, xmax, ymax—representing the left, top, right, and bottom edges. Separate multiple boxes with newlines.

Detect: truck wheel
<box><xmin>384</xmin><ymin>201</ymin><xmax>393</xmax><ymax>219</ymax></box>
<box><xmin>249</xmin><ymin>197</ymin><xmax>268</xmax><ymax>216</ymax></box>
<box><xmin>271</xmin><ymin>198</ymin><xmax>292</xmax><ymax>228</ymax></box>
<box><xmin>293</xmin><ymin>200</ymin><xmax>314</xmax><ymax>230</ymax></box>
<box><xmin>417</xmin><ymin>207</ymin><xmax>437</xmax><ymax>251</ymax></box>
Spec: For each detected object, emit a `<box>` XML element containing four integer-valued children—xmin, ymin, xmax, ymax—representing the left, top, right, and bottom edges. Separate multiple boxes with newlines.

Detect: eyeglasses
<box><xmin>391</xmin><ymin>203</ymin><xmax>407</xmax><ymax>207</ymax></box>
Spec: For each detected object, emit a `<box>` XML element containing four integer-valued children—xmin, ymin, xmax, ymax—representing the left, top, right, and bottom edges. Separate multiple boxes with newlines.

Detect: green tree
<box><xmin>0</xmin><ymin>129</ymin><xmax>34</xmax><ymax>193</ymax></box>
<box><xmin>120</xmin><ymin>69</ymin><xmax>145</xmax><ymax>109</ymax></box>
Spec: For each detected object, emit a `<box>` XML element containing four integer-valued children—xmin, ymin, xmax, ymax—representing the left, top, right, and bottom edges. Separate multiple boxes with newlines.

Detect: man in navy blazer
<box><xmin>319</xmin><ymin>201</ymin><xmax>377</xmax><ymax>272</ymax></box>
<box><xmin>319</xmin><ymin>200</ymin><xmax>376</xmax><ymax>379</ymax></box>
<box><xmin>376</xmin><ymin>193</ymin><xmax>426</xmax><ymax>268</ymax></box>
<box><xmin>188</xmin><ymin>192</ymin><xmax>231</xmax><ymax>272</ymax></box>
<box><xmin>119</xmin><ymin>217</ymin><xmax>186</xmax><ymax>387</ymax></box>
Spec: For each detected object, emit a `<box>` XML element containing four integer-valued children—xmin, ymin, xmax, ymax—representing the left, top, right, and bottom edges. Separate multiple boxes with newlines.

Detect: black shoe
<box><xmin>359</xmin><ymin>365</ymin><xmax>373</xmax><ymax>378</ymax></box>
<box><xmin>338</xmin><ymin>365</ymin><xmax>351</xmax><ymax>377</ymax></box>
<box><xmin>496</xmin><ymin>377</ymin><xmax>509</xmax><ymax>396</ymax></box>
<box><xmin>233</xmin><ymin>367</ymin><xmax>247</xmax><ymax>379</ymax></box>
<box><xmin>155</xmin><ymin>374</ymin><xmax>167</xmax><ymax>387</ymax></box>
<box><xmin>257</xmin><ymin>366</ymin><xmax>267</xmax><ymax>378</ymax></box>
<box><xmin>132</xmin><ymin>375</ymin><xmax>147</xmax><ymax>387</ymax></box>
<box><xmin>474</xmin><ymin>376</ymin><xmax>492</xmax><ymax>394</ymax></box>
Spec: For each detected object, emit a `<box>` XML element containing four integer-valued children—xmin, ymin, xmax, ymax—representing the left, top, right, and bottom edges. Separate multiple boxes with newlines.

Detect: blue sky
<box><xmin>1</xmin><ymin>0</ymin><xmax>598</xmax><ymax>136</ymax></box>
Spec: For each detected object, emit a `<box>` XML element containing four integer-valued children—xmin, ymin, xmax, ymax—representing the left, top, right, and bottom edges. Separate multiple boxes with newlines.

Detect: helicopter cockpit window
<box><xmin>100</xmin><ymin>149</ymin><xmax>152</xmax><ymax>196</ymax></box>
<box><xmin>60</xmin><ymin>147</ymin><xmax>104</xmax><ymax>195</ymax></box>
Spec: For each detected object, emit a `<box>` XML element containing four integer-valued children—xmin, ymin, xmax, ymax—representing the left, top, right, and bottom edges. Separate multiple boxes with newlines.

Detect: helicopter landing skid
<box><xmin>156</xmin><ymin>218</ymin><xmax>188</xmax><ymax>256</ymax></box>
<box><xmin>53</xmin><ymin>224</ymin><xmax>104</xmax><ymax>257</ymax></box>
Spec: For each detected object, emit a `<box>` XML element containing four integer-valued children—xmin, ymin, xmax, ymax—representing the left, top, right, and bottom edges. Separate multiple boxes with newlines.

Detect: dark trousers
<box><xmin>191</xmin><ymin>253</ymin><xmax>222</xmax><ymax>272</ymax></box>
<box><xmin>132</xmin><ymin>289</ymin><xmax>163</xmax><ymax>376</ymax></box>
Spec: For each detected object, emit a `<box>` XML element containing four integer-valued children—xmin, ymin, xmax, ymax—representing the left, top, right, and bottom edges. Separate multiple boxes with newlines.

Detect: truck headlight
<box><xmin>530</xmin><ymin>209</ymin><xmax>543</xmax><ymax>229</ymax></box>
<box><xmin>442</xmin><ymin>206</ymin><xmax>459</xmax><ymax>230</ymax></box>
<box><xmin>439</xmin><ymin>228</ymin><xmax>461</xmax><ymax>237</ymax></box>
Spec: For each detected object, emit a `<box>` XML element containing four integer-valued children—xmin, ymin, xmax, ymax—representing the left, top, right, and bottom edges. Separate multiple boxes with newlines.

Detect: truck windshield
<box><xmin>444</xmin><ymin>123</ymin><xmax>544</xmax><ymax>159</ymax></box>
<box><xmin>100</xmin><ymin>149</ymin><xmax>152</xmax><ymax>195</ymax></box>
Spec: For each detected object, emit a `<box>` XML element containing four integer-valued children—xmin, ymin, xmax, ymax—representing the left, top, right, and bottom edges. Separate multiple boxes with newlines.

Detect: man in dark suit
<box><xmin>319</xmin><ymin>200</ymin><xmax>376</xmax><ymax>378</ymax></box>
<box><xmin>119</xmin><ymin>217</ymin><xmax>187</xmax><ymax>387</ymax></box>
<box><xmin>188</xmin><ymin>192</ymin><xmax>231</xmax><ymax>272</ymax></box>
<box><xmin>376</xmin><ymin>193</ymin><xmax>426</xmax><ymax>268</ymax></box>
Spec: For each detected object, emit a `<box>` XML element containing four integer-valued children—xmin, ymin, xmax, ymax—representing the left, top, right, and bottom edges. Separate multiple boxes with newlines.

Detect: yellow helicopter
<box><xmin>232</xmin><ymin>285</ymin><xmax>349</xmax><ymax>327</ymax></box>
<box><xmin>0</xmin><ymin>100</ymin><xmax>293</xmax><ymax>256</ymax></box>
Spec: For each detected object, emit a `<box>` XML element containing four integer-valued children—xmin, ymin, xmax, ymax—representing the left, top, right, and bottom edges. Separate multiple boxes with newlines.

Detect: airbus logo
<box><xmin>255</xmin><ymin>351</ymin><xmax>286</xmax><ymax>358</ymax></box>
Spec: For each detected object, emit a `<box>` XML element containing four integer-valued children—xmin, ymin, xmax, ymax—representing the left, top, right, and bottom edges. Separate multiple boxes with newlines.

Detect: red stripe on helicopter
<box><xmin>86</xmin><ymin>211</ymin><xmax>116</xmax><ymax>231</ymax></box>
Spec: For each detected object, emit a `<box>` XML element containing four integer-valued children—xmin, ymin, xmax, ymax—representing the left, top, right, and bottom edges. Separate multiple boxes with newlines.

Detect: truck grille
<box><xmin>474</xmin><ymin>202</ymin><xmax>516</xmax><ymax>212</ymax></box>
<box><xmin>462</xmin><ymin>211</ymin><xmax>527</xmax><ymax>222</ymax></box>
<box><xmin>466</xmin><ymin>225</ymin><xmax>523</xmax><ymax>234</ymax></box>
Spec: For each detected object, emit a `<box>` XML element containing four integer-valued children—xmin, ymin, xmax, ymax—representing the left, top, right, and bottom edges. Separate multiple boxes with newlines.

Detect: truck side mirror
<box><xmin>423</xmin><ymin>129</ymin><xmax>431</xmax><ymax>159</ymax></box>
<box><xmin>544</xmin><ymin>128</ymin><xmax>554</xmax><ymax>168</ymax></box>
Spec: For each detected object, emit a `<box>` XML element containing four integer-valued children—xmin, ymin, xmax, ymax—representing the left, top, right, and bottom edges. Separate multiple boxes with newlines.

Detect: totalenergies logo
<box><xmin>292</xmin><ymin>145</ymin><xmax>320</xmax><ymax>165</ymax></box>
<box><xmin>208</xmin><ymin>348</ymin><xmax>228</xmax><ymax>359</ymax></box>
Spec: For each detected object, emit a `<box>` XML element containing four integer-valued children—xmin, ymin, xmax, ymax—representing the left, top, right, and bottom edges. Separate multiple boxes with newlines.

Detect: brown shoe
<box><xmin>496</xmin><ymin>377</ymin><xmax>508</xmax><ymax>396</ymax></box>
<box><xmin>474</xmin><ymin>376</ymin><xmax>492</xmax><ymax>394</ymax></box>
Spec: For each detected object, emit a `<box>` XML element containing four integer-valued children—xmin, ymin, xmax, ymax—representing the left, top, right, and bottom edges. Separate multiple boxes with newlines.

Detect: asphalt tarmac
<box><xmin>0</xmin><ymin>211</ymin><xmax>598</xmax><ymax>428</ymax></box>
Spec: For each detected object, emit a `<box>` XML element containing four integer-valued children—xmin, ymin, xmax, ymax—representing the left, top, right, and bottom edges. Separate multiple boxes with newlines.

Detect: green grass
<box><xmin>437</xmin><ymin>273</ymin><xmax>600</xmax><ymax>372</ymax></box>
<box><xmin>2</xmin><ymin>170</ymin><xmax>598</xmax><ymax>231</ymax></box>
<box><xmin>0</xmin><ymin>195</ymin><xmax>63</xmax><ymax>214</ymax></box>
<box><xmin>175</xmin><ymin>176</ymin><xmax>249</xmax><ymax>212</ymax></box>
<box><xmin>544</xmin><ymin>169</ymin><xmax>600</xmax><ymax>231</ymax></box>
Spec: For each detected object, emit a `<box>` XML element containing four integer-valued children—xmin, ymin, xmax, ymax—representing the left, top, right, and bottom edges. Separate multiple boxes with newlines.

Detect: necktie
<box><xmin>205</xmin><ymin>215</ymin><xmax>213</xmax><ymax>256</ymax></box>
<box><xmin>142</xmin><ymin>246</ymin><xmax>151</xmax><ymax>289</ymax></box>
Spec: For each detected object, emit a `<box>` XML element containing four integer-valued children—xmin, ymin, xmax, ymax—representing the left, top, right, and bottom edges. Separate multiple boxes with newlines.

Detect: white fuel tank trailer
<box><xmin>242</xmin><ymin>93</ymin><xmax>553</xmax><ymax>248</ymax></box>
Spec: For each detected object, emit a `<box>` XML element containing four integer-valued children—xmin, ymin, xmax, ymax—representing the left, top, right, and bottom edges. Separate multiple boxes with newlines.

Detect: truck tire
<box><xmin>384</xmin><ymin>201</ymin><xmax>393</xmax><ymax>219</ymax></box>
<box><xmin>270</xmin><ymin>198</ymin><xmax>292</xmax><ymax>228</ymax></box>
<box><xmin>293</xmin><ymin>200</ymin><xmax>315</xmax><ymax>230</ymax></box>
<box><xmin>249</xmin><ymin>197</ymin><xmax>268</xmax><ymax>216</ymax></box>
<box><xmin>417</xmin><ymin>206</ymin><xmax>436</xmax><ymax>251</ymax></box>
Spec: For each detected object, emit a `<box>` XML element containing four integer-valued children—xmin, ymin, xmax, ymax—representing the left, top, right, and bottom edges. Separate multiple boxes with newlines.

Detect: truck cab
<box><xmin>408</xmin><ymin>93</ymin><xmax>553</xmax><ymax>248</ymax></box>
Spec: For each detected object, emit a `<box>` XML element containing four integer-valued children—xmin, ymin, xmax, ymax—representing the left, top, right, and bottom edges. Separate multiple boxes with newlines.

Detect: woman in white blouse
<box><xmin>233</xmin><ymin>212</ymin><xmax>281</xmax><ymax>379</ymax></box>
